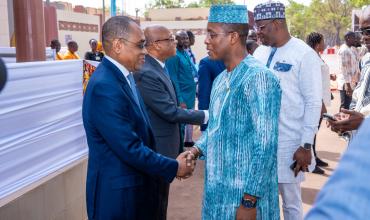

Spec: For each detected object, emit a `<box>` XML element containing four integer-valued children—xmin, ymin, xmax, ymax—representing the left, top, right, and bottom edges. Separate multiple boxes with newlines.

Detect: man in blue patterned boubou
<box><xmin>187</xmin><ymin>4</ymin><xmax>282</xmax><ymax>220</ymax></box>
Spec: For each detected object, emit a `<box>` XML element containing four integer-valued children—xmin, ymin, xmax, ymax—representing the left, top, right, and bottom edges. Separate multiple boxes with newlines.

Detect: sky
<box><xmin>52</xmin><ymin>0</ymin><xmax>310</xmax><ymax>16</ymax></box>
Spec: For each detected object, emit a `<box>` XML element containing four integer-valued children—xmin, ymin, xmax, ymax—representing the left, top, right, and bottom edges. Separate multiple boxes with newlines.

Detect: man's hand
<box><xmin>328</xmin><ymin>109</ymin><xmax>364</xmax><ymax>133</ymax></box>
<box><xmin>236</xmin><ymin>205</ymin><xmax>256</xmax><ymax>220</ymax></box>
<box><xmin>180</xmin><ymin>102</ymin><xmax>187</xmax><ymax>109</ymax></box>
<box><xmin>293</xmin><ymin>147</ymin><xmax>312</xmax><ymax>177</ymax></box>
<box><xmin>176</xmin><ymin>151</ymin><xmax>196</xmax><ymax>179</ymax></box>
<box><xmin>344</xmin><ymin>83</ymin><xmax>353</xmax><ymax>97</ymax></box>
<box><xmin>188</xmin><ymin>146</ymin><xmax>201</xmax><ymax>158</ymax></box>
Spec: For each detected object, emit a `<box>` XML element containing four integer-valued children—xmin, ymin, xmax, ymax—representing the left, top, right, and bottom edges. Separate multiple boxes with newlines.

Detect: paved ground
<box><xmin>167</xmin><ymin>91</ymin><xmax>347</xmax><ymax>220</ymax></box>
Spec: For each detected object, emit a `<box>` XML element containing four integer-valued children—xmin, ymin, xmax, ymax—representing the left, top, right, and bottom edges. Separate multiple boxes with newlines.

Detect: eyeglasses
<box><xmin>256</xmin><ymin>19</ymin><xmax>276</xmax><ymax>31</ymax></box>
<box><xmin>154</xmin><ymin>37</ymin><xmax>175</xmax><ymax>43</ymax></box>
<box><xmin>359</xmin><ymin>27</ymin><xmax>370</xmax><ymax>36</ymax></box>
<box><xmin>206</xmin><ymin>32</ymin><xmax>231</xmax><ymax>40</ymax></box>
<box><xmin>118</xmin><ymin>38</ymin><xmax>146</xmax><ymax>49</ymax></box>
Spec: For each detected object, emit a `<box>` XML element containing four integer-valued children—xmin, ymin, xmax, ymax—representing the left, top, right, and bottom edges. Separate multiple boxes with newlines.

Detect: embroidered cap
<box><xmin>253</xmin><ymin>1</ymin><xmax>286</xmax><ymax>21</ymax></box>
<box><xmin>208</xmin><ymin>4</ymin><xmax>248</xmax><ymax>24</ymax></box>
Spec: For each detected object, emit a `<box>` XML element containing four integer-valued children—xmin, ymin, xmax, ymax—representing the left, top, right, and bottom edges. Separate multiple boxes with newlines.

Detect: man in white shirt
<box><xmin>253</xmin><ymin>2</ymin><xmax>322</xmax><ymax>220</ymax></box>
<box><xmin>337</xmin><ymin>31</ymin><xmax>358</xmax><ymax>110</ymax></box>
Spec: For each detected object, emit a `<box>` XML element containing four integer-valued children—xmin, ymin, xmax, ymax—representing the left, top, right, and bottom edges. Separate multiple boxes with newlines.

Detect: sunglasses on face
<box><xmin>118</xmin><ymin>38</ymin><xmax>146</xmax><ymax>49</ymax></box>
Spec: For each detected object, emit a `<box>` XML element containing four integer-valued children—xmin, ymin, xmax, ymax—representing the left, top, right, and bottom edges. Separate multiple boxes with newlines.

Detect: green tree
<box><xmin>285</xmin><ymin>0</ymin><xmax>365</xmax><ymax>45</ymax></box>
<box><xmin>311</xmin><ymin>0</ymin><xmax>352</xmax><ymax>45</ymax></box>
<box><xmin>349</xmin><ymin>0</ymin><xmax>370</xmax><ymax>8</ymax></box>
<box><xmin>151</xmin><ymin>0</ymin><xmax>183</xmax><ymax>8</ymax></box>
<box><xmin>185</xmin><ymin>0</ymin><xmax>234</xmax><ymax>7</ymax></box>
<box><xmin>199</xmin><ymin>0</ymin><xmax>234</xmax><ymax>7</ymax></box>
<box><xmin>187</xmin><ymin>1</ymin><xmax>201</xmax><ymax>8</ymax></box>
<box><xmin>285</xmin><ymin>0</ymin><xmax>314</xmax><ymax>40</ymax></box>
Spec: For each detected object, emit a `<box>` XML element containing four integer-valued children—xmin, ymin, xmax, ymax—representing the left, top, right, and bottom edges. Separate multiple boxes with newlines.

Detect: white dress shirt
<box><xmin>104</xmin><ymin>55</ymin><xmax>132</xmax><ymax>86</ymax></box>
<box><xmin>320</xmin><ymin>58</ymin><xmax>331</xmax><ymax>107</ymax></box>
<box><xmin>254</xmin><ymin>37</ymin><xmax>322</xmax><ymax>183</ymax></box>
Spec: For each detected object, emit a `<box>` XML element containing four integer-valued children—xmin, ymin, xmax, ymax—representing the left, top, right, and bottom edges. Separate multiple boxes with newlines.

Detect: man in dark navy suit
<box><xmin>197</xmin><ymin>56</ymin><xmax>225</xmax><ymax>131</ymax></box>
<box><xmin>82</xmin><ymin>16</ymin><xmax>194</xmax><ymax>220</ymax></box>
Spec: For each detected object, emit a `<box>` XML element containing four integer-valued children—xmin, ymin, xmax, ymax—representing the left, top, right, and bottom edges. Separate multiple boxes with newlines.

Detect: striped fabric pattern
<box><xmin>196</xmin><ymin>55</ymin><xmax>282</xmax><ymax>220</ymax></box>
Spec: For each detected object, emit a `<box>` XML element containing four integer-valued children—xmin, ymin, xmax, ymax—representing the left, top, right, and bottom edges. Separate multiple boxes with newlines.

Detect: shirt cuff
<box><xmin>203</xmin><ymin>110</ymin><xmax>209</xmax><ymax>124</ymax></box>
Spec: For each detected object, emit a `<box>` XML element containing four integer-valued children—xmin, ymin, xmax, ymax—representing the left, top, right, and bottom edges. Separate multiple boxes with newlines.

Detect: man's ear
<box><xmin>229</xmin><ymin>32</ymin><xmax>239</xmax><ymax>45</ymax></box>
<box><xmin>112</xmin><ymin>39</ymin><xmax>123</xmax><ymax>55</ymax></box>
<box><xmin>154</xmin><ymin>42</ymin><xmax>162</xmax><ymax>51</ymax></box>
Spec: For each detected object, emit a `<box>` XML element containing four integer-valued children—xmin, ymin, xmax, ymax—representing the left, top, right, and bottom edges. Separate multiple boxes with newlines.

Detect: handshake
<box><xmin>175</xmin><ymin>147</ymin><xmax>200</xmax><ymax>179</ymax></box>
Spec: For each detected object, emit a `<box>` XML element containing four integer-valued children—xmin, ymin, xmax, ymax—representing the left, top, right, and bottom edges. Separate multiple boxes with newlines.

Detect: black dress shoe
<box><xmin>184</xmin><ymin>141</ymin><xmax>195</xmax><ymax>147</ymax></box>
<box><xmin>312</xmin><ymin>166</ymin><xmax>325</xmax><ymax>175</ymax></box>
<box><xmin>316</xmin><ymin>157</ymin><xmax>329</xmax><ymax>167</ymax></box>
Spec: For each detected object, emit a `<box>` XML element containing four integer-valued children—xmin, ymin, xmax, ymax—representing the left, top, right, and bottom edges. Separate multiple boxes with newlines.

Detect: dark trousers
<box><xmin>154</xmin><ymin>178</ymin><xmax>170</xmax><ymax>220</ymax></box>
<box><xmin>339</xmin><ymin>89</ymin><xmax>352</xmax><ymax>110</ymax></box>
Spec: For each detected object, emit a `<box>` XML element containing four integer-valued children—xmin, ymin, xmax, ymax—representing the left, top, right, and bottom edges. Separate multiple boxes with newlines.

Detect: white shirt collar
<box><xmin>150</xmin><ymin>55</ymin><xmax>165</xmax><ymax>68</ymax></box>
<box><xmin>104</xmin><ymin>55</ymin><xmax>130</xmax><ymax>78</ymax></box>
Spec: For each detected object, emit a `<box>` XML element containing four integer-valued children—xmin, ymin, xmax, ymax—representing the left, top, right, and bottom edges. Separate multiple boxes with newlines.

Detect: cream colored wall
<box><xmin>141</xmin><ymin>20</ymin><xmax>207</xmax><ymax>30</ymax></box>
<box><xmin>147</xmin><ymin>8</ymin><xmax>209</xmax><ymax>21</ymax></box>
<box><xmin>141</xmin><ymin>20</ymin><xmax>209</xmax><ymax>61</ymax></box>
<box><xmin>56</xmin><ymin>9</ymin><xmax>101</xmax><ymax>58</ymax></box>
<box><xmin>0</xmin><ymin>0</ymin><xmax>10</xmax><ymax>47</ymax></box>
<box><xmin>0</xmin><ymin>158</ymin><xmax>88</xmax><ymax>220</ymax></box>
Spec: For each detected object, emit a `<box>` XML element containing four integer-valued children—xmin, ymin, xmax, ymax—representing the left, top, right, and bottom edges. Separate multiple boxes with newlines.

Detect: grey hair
<box><xmin>102</xmin><ymin>16</ymin><xmax>135</xmax><ymax>52</ymax></box>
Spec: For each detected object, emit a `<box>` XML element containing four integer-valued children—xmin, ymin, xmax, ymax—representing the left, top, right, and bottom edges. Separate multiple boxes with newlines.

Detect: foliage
<box><xmin>286</xmin><ymin>0</ymin><xmax>369</xmax><ymax>46</ymax></box>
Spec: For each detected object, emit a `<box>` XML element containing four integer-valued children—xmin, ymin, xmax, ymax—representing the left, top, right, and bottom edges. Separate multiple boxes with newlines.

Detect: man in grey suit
<box><xmin>134</xmin><ymin>25</ymin><xmax>207</xmax><ymax>219</ymax></box>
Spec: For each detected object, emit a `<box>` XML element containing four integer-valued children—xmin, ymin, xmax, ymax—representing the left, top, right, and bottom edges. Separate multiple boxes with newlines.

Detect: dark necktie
<box><xmin>266</xmin><ymin>47</ymin><xmax>277</xmax><ymax>68</ymax></box>
<box><xmin>127</xmin><ymin>73</ymin><xmax>140</xmax><ymax>106</ymax></box>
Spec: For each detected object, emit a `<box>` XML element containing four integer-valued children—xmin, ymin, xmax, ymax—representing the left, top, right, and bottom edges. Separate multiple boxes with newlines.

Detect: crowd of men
<box><xmin>79</xmin><ymin>2</ymin><xmax>370</xmax><ymax>220</ymax></box>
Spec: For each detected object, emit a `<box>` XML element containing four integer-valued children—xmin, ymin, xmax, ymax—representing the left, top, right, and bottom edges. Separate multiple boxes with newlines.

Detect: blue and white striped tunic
<box><xmin>196</xmin><ymin>55</ymin><xmax>282</xmax><ymax>220</ymax></box>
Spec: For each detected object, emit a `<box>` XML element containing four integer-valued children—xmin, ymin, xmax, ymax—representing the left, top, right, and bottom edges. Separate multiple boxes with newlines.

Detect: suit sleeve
<box><xmin>198</xmin><ymin>59</ymin><xmax>212</xmax><ymax>111</ymax></box>
<box><xmin>165</xmin><ymin>56</ymin><xmax>184</xmax><ymax>104</ymax></box>
<box><xmin>90</xmin><ymin>82</ymin><xmax>178</xmax><ymax>183</ymax></box>
<box><xmin>305</xmin><ymin>118</ymin><xmax>370</xmax><ymax>219</ymax></box>
<box><xmin>136</xmin><ymin>71</ymin><xmax>205</xmax><ymax>125</ymax></box>
<box><xmin>243</xmin><ymin>71</ymin><xmax>282</xmax><ymax>197</ymax></box>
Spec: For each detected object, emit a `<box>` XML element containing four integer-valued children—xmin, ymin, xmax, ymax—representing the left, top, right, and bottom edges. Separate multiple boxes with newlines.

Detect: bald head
<box><xmin>175</xmin><ymin>30</ymin><xmax>189</xmax><ymax>49</ymax></box>
<box><xmin>144</xmin><ymin>25</ymin><xmax>176</xmax><ymax>61</ymax></box>
<box><xmin>144</xmin><ymin>25</ymin><xmax>170</xmax><ymax>44</ymax></box>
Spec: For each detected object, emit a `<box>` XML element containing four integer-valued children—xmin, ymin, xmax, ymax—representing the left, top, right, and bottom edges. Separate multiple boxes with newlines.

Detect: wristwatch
<box><xmin>303</xmin><ymin>143</ymin><xmax>312</xmax><ymax>150</ymax></box>
<box><xmin>241</xmin><ymin>197</ymin><xmax>257</xmax><ymax>208</ymax></box>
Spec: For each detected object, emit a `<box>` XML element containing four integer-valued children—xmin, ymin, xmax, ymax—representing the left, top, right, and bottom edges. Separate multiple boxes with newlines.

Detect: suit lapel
<box><xmin>146</xmin><ymin>55</ymin><xmax>178</xmax><ymax>105</ymax></box>
<box><xmin>102</xmin><ymin>58</ymin><xmax>149</xmax><ymax>126</ymax></box>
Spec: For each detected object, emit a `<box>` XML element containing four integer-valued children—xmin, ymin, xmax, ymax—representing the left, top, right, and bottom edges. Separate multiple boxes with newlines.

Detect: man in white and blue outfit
<box><xmin>253</xmin><ymin>2</ymin><xmax>322</xmax><ymax>220</ymax></box>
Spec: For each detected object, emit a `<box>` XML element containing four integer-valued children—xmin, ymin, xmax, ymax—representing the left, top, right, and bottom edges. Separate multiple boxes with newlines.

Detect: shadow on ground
<box><xmin>302</xmin><ymin>187</ymin><xmax>320</xmax><ymax>205</ymax></box>
<box><xmin>317</xmin><ymin>150</ymin><xmax>342</xmax><ymax>163</ymax></box>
